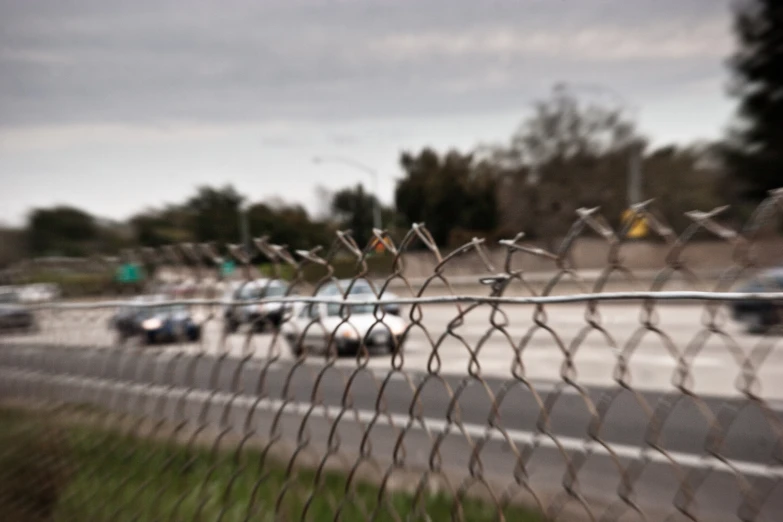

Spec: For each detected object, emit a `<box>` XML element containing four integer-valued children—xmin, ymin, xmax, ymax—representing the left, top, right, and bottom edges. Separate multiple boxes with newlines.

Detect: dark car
<box><xmin>222</xmin><ymin>278</ymin><xmax>293</xmax><ymax>333</ymax></box>
<box><xmin>317</xmin><ymin>278</ymin><xmax>401</xmax><ymax>316</ymax></box>
<box><xmin>731</xmin><ymin>269</ymin><xmax>783</xmax><ymax>333</ymax></box>
<box><xmin>111</xmin><ymin>300</ymin><xmax>201</xmax><ymax>345</ymax></box>
<box><xmin>0</xmin><ymin>289</ymin><xmax>37</xmax><ymax>333</ymax></box>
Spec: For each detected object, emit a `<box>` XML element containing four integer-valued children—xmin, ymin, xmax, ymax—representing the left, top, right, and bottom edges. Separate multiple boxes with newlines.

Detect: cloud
<box><xmin>0</xmin><ymin>0</ymin><xmax>733</xmax><ymax>129</ymax></box>
<box><xmin>372</xmin><ymin>21</ymin><xmax>731</xmax><ymax>63</ymax></box>
<box><xmin>0</xmin><ymin>123</ymin><xmax>232</xmax><ymax>151</ymax></box>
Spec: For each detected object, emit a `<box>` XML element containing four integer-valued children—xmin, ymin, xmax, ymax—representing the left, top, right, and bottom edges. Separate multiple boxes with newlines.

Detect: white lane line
<box><xmin>489</xmin><ymin>352</ymin><xmax>725</xmax><ymax>368</ymax></box>
<box><xmin>0</xmin><ymin>344</ymin><xmax>763</xmax><ymax>399</ymax></box>
<box><xmin>250</xmin><ymin>360</ymin><xmax>570</xmax><ymax>390</ymax></box>
<box><xmin>174</xmin><ymin>357</ymin><xmax>726</xmax><ymax>397</ymax></box>
<box><xmin>4</xmin><ymin>368</ymin><xmax>781</xmax><ymax>479</ymax></box>
<box><xmin>6</xmin><ymin>340</ymin><xmax>775</xmax><ymax>399</ymax></box>
<box><xmin>243</xmin><ymin>347</ymin><xmax>726</xmax><ymax>370</ymax></box>
<box><xmin>230</xmin><ymin>395</ymin><xmax>783</xmax><ymax>479</ymax></box>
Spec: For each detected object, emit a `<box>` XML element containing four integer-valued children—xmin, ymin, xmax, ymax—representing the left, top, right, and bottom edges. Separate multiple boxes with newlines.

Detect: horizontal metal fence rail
<box><xmin>1</xmin><ymin>189</ymin><xmax>783</xmax><ymax>522</ymax></box>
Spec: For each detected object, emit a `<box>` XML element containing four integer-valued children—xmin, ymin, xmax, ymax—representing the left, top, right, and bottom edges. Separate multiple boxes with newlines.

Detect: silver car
<box><xmin>0</xmin><ymin>289</ymin><xmax>37</xmax><ymax>332</ymax></box>
<box><xmin>222</xmin><ymin>278</ymin><xmax>292</xmax><ymax>333</ymax></box>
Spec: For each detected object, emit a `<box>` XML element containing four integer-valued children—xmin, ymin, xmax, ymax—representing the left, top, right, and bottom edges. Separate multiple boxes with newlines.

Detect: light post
<box><xmin>312</xmin><ymin>155</ymin><xmax>382</xmax><ymax>230</ymax></box>
<box><xmin>239</xmin><ymin>201</ymin><xmax>250</xmax><ymax>255</ymax></box>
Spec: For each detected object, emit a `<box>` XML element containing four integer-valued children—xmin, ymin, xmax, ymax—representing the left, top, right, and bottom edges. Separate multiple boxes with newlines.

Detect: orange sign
<box><xmin>370</xmin><ymin>238</ymin><xmax>385</xmax><ymax>253</ymax></box>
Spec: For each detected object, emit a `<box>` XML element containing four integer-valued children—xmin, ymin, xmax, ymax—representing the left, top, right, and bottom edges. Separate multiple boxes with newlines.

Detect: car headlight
<box><xmin>391</xmin><ymin>325</ymin><xmax>407</xmax><ymax>336</ymax></box>
<box><xmin>338</xmin><ymin>328</ymin><xmax>358</xmax><ymax>340</ymax></box>
<box><xmin>142</xmin><ymin>318</ymin><xmax>163</xmax><ymax>330</ymax></box>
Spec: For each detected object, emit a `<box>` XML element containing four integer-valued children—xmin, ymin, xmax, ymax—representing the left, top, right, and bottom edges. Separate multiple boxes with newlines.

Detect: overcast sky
<box><xmin>0</xmin><ymin>0</ymin><xmax>737</xmax><ymax>226</ymax></box>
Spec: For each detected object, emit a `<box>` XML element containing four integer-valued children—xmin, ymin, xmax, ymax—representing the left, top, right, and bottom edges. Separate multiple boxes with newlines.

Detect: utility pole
<box><xmin>623</xmin><ymin>142</ymin><xmax>648</xmax><ymax>239</ymax></box>
<box><xmin>628</xmin><ymin>142</ymin><xmax>642</xmax><ymax>207</ymax></box>
<box><xmin>239</xmin><ymin>204</ymin><xmax>250</xmax><ymax>256</ymax></box>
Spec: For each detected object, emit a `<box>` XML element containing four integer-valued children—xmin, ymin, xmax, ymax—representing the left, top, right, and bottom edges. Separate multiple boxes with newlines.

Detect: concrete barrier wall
<box><xmin>395</xmin><ymin>237</ymin><xmax>783</xmax><ymax>280</ymax></box>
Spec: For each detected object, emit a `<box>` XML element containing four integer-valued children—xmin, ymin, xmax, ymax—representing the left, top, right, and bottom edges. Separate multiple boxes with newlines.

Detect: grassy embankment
<box><xmin>0</xmin><ymin>407</ymin><xmax>541</xmax><ymax>522</ymax></box>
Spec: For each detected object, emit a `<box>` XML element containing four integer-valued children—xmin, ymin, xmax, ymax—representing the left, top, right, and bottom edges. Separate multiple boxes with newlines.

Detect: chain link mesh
<box><xmin>2</xmin><ymin>190</ymin><xmax>783</xmax><ymax>521</ymax></box>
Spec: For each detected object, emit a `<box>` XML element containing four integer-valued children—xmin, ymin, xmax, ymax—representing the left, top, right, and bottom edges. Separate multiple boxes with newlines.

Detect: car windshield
<box><xmin>742</xmin><ymin>274</ymin><xmax>783</xmax><ymax>291</ymax></box>
<box><xmin>319</xmin><ymin>284</ymin><xmax>340</xmax><ymax>296</ymax></box>
<box><xmin>349</xmin><ymin>281</ymin><xmax>372</xmax><ymax>293</ymax></box>
<box><xmin>326</xmin><ymin>303</ymin><xmax>377</xmax><ymax>317</ymax></box>
<box><xmin>264</xmin><ymin>285</ymin><xmax>287</xmax><ymax>297</ymax></box>
<box><xmin>148</xmin><ymin>304</ymin><xmax>188</xmax><ymax>316</ymax></box>
<box><xmin>320</xmin><ymin>280</ymin><xmax>372</xmax><ymax>296</ymax></box>
<box><xmin>240</xmin><ymin>282</ymin><xmax>287</xmax><ymax>299</ymax></box>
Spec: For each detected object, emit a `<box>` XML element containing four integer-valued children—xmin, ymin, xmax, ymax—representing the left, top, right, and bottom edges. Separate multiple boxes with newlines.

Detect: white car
<box><xmin>281</xmin><ymin>295</ymin><xmax>408</xmax><ymax>357</ymax></box>
<box><xmin>15</xmin><ymin>283</ymin><xmax>60</xmax><ymax>303</ymax></box>
<box><xmin>317</xmin><ymin>278</ymin><xmax>402</xmax><ymax>315</ymax></box>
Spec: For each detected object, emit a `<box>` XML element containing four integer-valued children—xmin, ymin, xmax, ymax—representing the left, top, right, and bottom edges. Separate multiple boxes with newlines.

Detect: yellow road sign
<box><xmin>622</xmin><ymin>209</ymin><xmax>648</xmax><ymax>239</ymax></box>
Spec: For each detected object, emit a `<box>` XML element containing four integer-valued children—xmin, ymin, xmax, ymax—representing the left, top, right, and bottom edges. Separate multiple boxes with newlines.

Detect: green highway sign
<box><xmin>117</xmin><ymin>263</ymin><xmax>142</xmax><ymax>283</ymax></box>
<box><xmin>221</xmin><ymin>260</ymin><xmax>236</xmax><ymax>276</ymax></box>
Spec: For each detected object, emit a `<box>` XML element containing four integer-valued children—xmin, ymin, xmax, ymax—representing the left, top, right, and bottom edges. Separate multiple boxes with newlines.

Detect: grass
<box><xmin>0</xmin><ymin>407</ymin><xmax>542</xmax><ymax>522</ymax></box>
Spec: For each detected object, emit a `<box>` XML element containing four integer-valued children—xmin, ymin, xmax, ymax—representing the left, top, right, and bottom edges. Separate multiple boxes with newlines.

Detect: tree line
<box><xmin>2</xmin><ymin>0</ymin><xmax>780</xmax><ymax>267</ymax></box>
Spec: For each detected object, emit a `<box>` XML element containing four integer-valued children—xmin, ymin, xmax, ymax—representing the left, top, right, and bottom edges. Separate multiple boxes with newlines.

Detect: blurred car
<box><xmin>0</xmin><ymin>289</ymin><xmax>37</xmax><ymax>333</ymax></box>
<box><xmin>156</xmin><ymin>278</ymin><xmax>196</xmax><ymax>298</ymax></box>
<box><xmin>222</xmin><ymin>278</ymin><xmax>293</xmax><ymax>333</ymax></box>
<box><xmin>281</xmin><ymin>295</ymin><xmax>408</xmax><ymax>356</ymax></box>
<box><xmin>731</xmin><ymin>268</ymin><xmax>783</xmax><ymax>333</ymax></box>
<box><xmin>317</xmin><ymin>278</ymin><xmax>402</xmax><ymax>316</ymax></box>
<box><xmin>17</xmin><ymin>283</ymin><xmax>60</xmax><ymax>303</ymax></box>
<box><xmin>110</xmin><ymin>296</ymin><xmax>202</xmax><ymax>344</ymax></box>
<box><xmin>167</xmin><ymin>279</ymin><xmax>198</xmax><ymax>298</ymax></box>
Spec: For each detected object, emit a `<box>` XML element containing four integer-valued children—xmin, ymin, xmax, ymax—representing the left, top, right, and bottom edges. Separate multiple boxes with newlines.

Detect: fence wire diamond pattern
<box><xmin>1</xmin><ymin>190</ymin><xmax>783</xmax><ymax>521</ymax></box>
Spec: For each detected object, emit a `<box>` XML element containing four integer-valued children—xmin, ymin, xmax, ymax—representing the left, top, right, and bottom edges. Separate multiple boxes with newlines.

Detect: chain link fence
<box><xmin>2</xmin><ymin>190</ymin><xmax>783</xmax><ymax>521</ymax></box>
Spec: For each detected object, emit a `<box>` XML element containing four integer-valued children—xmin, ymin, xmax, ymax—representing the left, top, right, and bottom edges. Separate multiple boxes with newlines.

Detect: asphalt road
<box><xmin>8</xmin><ymin>301</ymin><xmax>783</xmax><ymax>398</ymax></box>
<box><xmin>2</xmin><ymin>301</ymin><xmax>783</xmax><ymax>520</ymax></box>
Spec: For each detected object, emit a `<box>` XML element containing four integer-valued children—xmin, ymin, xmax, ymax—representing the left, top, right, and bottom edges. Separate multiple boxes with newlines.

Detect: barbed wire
<box><xmin>1</xmin><ymin>189</ymin><xmax>782</xmax><ymax>521</ymax></box>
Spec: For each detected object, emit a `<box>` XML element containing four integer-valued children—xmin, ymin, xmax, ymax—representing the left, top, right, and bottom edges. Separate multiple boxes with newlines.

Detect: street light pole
<box><xmin>239</xmin><ymin>203</ymin><xmax>250</xmax><ymax>255</ymax></box>
<box><xmin>628</xmin><ymin>142</ymin><xmax>643</xmax><ymax>207</ymax></box>
<box><xmin>312</xmin><ymin>155</ymin><xmax>382</xmax><ymax>230</ymax></box>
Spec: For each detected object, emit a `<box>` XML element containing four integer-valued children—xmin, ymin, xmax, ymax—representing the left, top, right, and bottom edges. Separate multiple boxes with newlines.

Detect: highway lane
<box><xmin>6</xmin><ymin>301</ymin><xmax>783</xmax><ymax>398</ymax></box>
<box><xmin>1</xmin><ymin>353</ymin><xmax>781</xmax><ymax>522</ymax></box>
<box><xmin>1</xmin><ymin>343</ymin><xmax>780</xmax><ymax>465</ymax></box>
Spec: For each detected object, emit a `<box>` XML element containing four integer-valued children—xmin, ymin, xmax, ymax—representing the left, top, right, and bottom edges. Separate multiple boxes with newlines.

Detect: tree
<box><xmin>505</xmin><ymin>84</ymin><xmax>636</xmax><ymax>168</ymax></box>
<box><xmin>26</xmin><ymin>206</ymin><xmax>99</xmax><ymax>257</ymax></box>
<box><xmin>488</xmin><ymin>84</ymin><xmax>642</xmax><ymax>242</ymax></box>
<box><xmin>130</xmin><ymin>205</ymin><xmax>194</xmax><ymax>247</ymax></box>
<box><xmin>642</xmin><ymin>143</ymin><xmax>725</xmax><ymax>233</ymax></box>
<box><xmin>395</xmin><ymin>148</ymin><xmax>499</xmax><ymax>247</ymax></box>
<box><xmin>329</xmin><ymin>184</ymin><xmax>379</xmax><ymax>247</ymax></box>
<box><xmin>0</xmin><ymin>227</ymin><xmax>26</xmax><ymax>268</ymax></box>
<box><xmin>185</xmin><ymin>185</ymin><xmax>245</xmax><ymax>245</ymax></box>
<box><xmin>247</xmin><ymin>200</ymin><xmax>334</xmax><ymax>252</ymax></box>
<box><xmin>723</xmin><ymin>0</ymin><xmax>783</xmax><ymax>202</ymax></box>
<box><xmin>127</xmin><ymin>189</ymin><xmax>336</xmax><ymax>254</ymax></box>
